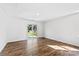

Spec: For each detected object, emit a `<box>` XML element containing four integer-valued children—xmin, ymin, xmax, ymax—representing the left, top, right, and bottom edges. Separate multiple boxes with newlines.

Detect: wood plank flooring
<box><xmin>0</xmin><ymin>38</ymin><xmax>79</xmax><ymax>56</ymax></box>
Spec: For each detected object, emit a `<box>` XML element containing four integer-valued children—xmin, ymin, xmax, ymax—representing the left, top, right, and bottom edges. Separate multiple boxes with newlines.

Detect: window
<box><xmin>27</xmin><ymin>24</ymin><xmax>37</xmax><ymax>37</ymax></box>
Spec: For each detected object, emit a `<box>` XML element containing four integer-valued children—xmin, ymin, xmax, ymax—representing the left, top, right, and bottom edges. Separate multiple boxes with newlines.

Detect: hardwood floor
<box><xmin>0</xmin><ymin>38</ymin><xmax>79</xmax><ymax>56</ymax></box>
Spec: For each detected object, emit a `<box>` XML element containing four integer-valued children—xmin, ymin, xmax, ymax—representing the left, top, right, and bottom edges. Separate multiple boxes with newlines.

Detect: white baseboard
<box><xmin>45</xmin><ymin>36</ymin><xmax>79</xmax><ymax>47</ymax></box>
<box><xmin>0</xmin><ymin>41</ymin><xmax>7</xmax><ymax>52</ymax></box>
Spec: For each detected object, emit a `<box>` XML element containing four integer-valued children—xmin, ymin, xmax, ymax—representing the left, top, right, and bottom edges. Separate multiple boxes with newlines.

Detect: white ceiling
<box><xmin>0</xmin><ymin>3</ymin><xmax>79</xmax><ymax>22</ymax></box>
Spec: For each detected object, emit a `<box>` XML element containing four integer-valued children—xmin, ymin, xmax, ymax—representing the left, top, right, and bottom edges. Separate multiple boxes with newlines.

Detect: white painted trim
<box><xmin>0</xmin><ymin>41</ymin><xmax>7</xmax><ymax>52</ymax></box>
<box><xmin>45</xmin><ymin>37</ymin><xmax>79</xmax><ymax>47</ymax></box>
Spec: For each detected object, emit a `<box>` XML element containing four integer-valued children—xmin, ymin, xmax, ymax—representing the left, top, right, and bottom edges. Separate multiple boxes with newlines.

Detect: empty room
<box><xmin>0</xmin><ymin>3</ymin><xmax>79</xmax><ymax>56</ymax></box>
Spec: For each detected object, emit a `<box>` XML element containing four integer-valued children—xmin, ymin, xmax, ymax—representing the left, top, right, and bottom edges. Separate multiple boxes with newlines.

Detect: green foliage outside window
<box><xmin>27</xmin><ymin>24</ymin><xmax>37</xmax><ymax>37</ymax></box>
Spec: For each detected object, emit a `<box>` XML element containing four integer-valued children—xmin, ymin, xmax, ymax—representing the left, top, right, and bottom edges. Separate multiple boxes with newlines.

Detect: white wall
<box><xmin>0</xmin><ymin>4</ymin><xmax>18</xmax><ymax>52</ymax></box>
<box><xmin>0</xmin><ymin>7</ymin><xmax>7</xmax><ymax>52</ymax></box>
<box><xmin>7</xmin><ymin>17</ymin><xmax>44</xmax><ymax>42</ymax></box>
<box><xmin>0</xmin><ymin>18</ymin><xmax>7</xmax><ymax>52</ymax></box>
<box><xmin>45</xmin><ymin>13</ymin><xmax>79</xmax><ymax>46</ymax></box>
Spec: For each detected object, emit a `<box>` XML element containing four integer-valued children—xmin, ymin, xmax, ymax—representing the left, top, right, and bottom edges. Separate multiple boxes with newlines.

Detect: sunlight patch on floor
<box><xmin>47</xmin><ymin>45</ymin><xmax>66</xmax><ymax>50</ymax></box>
<box><xmin>61</xmin><ymin>46</ymin><xmax>79</xmax><ymax>51</ymax></box>
<box><xmin>47</xmin><ymin>45</ymin><xmax>79</xmax><ymax>51</ymax></box>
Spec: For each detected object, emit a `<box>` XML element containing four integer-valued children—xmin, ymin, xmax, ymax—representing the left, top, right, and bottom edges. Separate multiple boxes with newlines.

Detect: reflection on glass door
<box><xmin>27</xmin><ymin>24</ymin><xmax>38</xmax><ymax>55</ymax></box>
